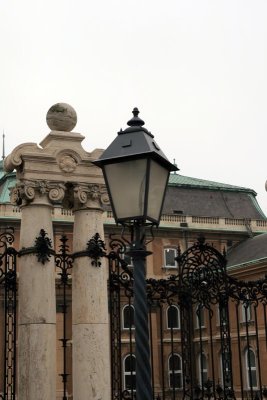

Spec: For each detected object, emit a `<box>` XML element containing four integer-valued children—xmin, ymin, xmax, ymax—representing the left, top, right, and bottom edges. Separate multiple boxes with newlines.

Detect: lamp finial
<box><xmin>127</xmin><ymin>107</ymin><xmax>145</xmax><ymax>127</ymax></box>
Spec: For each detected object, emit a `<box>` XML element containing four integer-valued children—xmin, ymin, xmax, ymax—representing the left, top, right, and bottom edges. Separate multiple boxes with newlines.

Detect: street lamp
<box><xmin>94</xmin><ymin>108</ymin><xmax>178</xmax><ymax>400</ymax></box>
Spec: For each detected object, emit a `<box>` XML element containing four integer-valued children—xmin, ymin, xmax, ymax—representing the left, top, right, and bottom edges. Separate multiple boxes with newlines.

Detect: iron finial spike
<box><xmin>133</xmin><ymin>107</ymin><xmax>139</xmax><ymax>117</ymax></box>
<box><xmin>2</xmin><ymin>130</ymin><xmax>5</xmax><ymax>160</ymax></box>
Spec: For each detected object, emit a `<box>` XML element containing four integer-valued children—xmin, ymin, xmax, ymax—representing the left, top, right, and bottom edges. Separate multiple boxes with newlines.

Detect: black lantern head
<box><xmin>93</xmin><ymin>108</ymin><xmax>178</xmax><ymax>226</ymax></box>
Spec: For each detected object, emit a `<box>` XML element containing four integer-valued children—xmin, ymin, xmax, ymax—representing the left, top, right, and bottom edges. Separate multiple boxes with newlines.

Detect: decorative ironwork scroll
<box><xmin>55</xmin><ymin>235</ymin><xmax>73</xmax><ymax>400</ymax></box>
<box><xmin>0</xmin><ymin>228</ymin><xmax>17</xmax><ymax>400</ymax></box>
<box><xmin>72</xmin><ymin>232</ymin><xmax>106</xmax><ymax>267</ymax></box>
<box><xmin>86</xmin><ymin>232</ymin><xmax>106</xmax><ymax>267</ymax></box>
<box><xmin>19</xmin><ymin>228</ymin><xmax>55</xmax><ymax>264</ymax></box>
<box><xmin>109</xmin><ymin>236</ymin><xmax>267</xmax><ymax>400</ymax></box>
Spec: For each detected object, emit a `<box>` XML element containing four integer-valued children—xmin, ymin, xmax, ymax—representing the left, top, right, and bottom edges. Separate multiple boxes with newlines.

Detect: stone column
<box><xmin>12</xmin><ymin>182</ymin><xmax>64</xmax><ymax>400</ymax></box>
<box><xmin>72</xmin><ymin>183</ymin><xmax>111</xmax><ymax>400</ymax></box>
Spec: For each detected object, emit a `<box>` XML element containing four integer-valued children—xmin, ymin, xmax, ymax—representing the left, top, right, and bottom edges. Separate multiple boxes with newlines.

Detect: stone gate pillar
<box><xmin>4</xmin><ymin>103</ymin><xmax>110</xmax><ymax>400</ymax></box>
<box><xmin>72</xmin><ymin>183</ymin><xmax>110</xmax><ymax>400</ymax></box>
<box><xmin>10</xmin><ymin>182</ymin><xmax>59</xmax><ymax>400</ymax></box>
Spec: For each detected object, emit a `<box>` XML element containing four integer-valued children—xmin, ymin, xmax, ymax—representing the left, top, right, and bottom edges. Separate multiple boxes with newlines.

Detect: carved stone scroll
<box><xmin>9</xmin><ymin>180</ymin><xmax>67</xmax><ymax>206</ymax></box>
<box><xmin>73</xmin><ymin>183</ymin><xmax>110</xmax><ymax>210</ymax></box>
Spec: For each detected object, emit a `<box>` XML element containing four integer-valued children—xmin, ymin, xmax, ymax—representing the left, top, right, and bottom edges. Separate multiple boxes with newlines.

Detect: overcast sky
<box><xmin>1</xmin><ymin>0</ymin><xmax>267</xmax><ymax>214</ymax></box>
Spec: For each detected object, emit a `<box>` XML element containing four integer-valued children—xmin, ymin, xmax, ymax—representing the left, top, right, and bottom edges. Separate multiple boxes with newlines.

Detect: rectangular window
<box><xmin>164</xmin><ymin>248</ymin><xmax>177</xmax><ymax>268</ymax></box>
<box><xmin>242</xmin><ymin>301</ymin><xmax>253</xmax><ymax>323</ymax></box>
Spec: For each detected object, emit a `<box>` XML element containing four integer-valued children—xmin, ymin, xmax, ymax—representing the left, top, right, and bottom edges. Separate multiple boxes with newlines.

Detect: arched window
<box><xmin>122</xmin><ymin>305</ymin><xmax>135</xmax><ymax>330</ymax></box>
<box><xmin>123</xmin><ymin>354</ymin><xmax>136</xmax><ymax>391</ymax></box>
<box><xmin>245</xmin><ymin>348</ymin><xmax>257</xmax><ymax>389</ymax></box>
<box><xmin>168</xmin><ymin>354</ymin><xmax>183</xmax><ymax>389</ymax></box>
<box><xmin>198</xmin><ymin>353</ymin><xmax>208</xmax><ymax>385</ymax></box>
<box><xmin>167</xmin><ymin>305</ymin><xmax>180</xmax><ymax>329</ymax></box>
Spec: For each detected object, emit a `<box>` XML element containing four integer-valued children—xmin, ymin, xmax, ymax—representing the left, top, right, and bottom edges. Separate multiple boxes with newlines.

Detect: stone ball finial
<box><xmin>46</xmin><ymin>103</ymin><xmax>77</xmax><ymax>132</ymax></box>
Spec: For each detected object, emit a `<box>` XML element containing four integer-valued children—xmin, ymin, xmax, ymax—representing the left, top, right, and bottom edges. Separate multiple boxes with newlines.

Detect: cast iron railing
<box><xmin>109</xmin><ymin>236</ymin><xmax>267</xmax><ymax>400</ymax></box>
<box><xmin>1</xmin><ymin>229</ymin><xmax>267</xmax><ymax>400</ymax></box>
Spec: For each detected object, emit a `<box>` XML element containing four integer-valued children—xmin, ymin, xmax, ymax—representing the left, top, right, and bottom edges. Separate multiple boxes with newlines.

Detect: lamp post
<box><xmin>94</xmin><ymin>108</ymin><xmax>178</xmax><ymax>400</ymax></box>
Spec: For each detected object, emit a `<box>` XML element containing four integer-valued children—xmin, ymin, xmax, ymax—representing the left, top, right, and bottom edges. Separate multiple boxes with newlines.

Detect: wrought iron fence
<box><xmin>108</xmin><ymin>236</ymin><xmax>267</xmax><ymax>400</ymax></box>
<box><xmin>1</xmin><ymin>229</ymin><xmax>267</xmax><ymax>400</ymax></box>
<box><xmin>0</xmin><ymin>229</ymin><xmax>17</xmax><ymax>400</ymax></box>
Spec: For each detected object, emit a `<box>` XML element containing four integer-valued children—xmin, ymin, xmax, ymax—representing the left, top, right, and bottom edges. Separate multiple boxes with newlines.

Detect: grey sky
<box><xmin>1</xmin><ymin>0</ymin><xmax>267</xmax><ymax>213</ymax></box>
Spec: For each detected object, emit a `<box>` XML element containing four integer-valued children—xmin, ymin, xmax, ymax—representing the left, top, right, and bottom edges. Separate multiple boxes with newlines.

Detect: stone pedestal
<box><xmin>72</xmin><ymin>188</ymin><xmax>111</xmax><ymax>400</ymax></box>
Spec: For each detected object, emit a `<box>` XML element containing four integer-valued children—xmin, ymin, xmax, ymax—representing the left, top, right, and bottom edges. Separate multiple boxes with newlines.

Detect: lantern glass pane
<box><xmin>147</xmin><ymin>159</ymin><xmax>169</xmax><ymax>223</ymax></box>
<box><xmin>104</xmin><ymin>159</ymin><xmax>147</xmax><ymax>221</ymax></box>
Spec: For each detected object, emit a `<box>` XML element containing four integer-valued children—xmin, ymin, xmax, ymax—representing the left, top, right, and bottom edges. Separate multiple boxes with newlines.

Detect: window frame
<box><xmin>122</xmin><ymin>304</ymin><xmax>135</xmax><ymax>330</ymax></box>
<box><xmin>123</xmin><ymin>354</ymin><xmax>136</xmax><ymax>392</ymax></box>
<box><xmin>245</xmin><ymin>348</ymin><xmax>258</xmax><ymax>390</ymax></box>
<box><xmin>241</xmin><ymin>299</ymin><xmax>253</xmax><ymax>323</ymax></box>
<box><xmin>163</xmin><ymin>247</ymin><xmax>177</xmax><ymax>269</ymax></box>
<box><xmin>168</xmin><ymin>353</ymin><xmax>183</xmax><ymax>390</ymax></box>
<box><xmin>198</xmin><ymin>352</ymin><xmax>208</xmax><ymax>386</ymax></box>
<box><xmin>167</xmin><ymin>305</ymin><xmax>180</xmax><ymax>330</ymax></box>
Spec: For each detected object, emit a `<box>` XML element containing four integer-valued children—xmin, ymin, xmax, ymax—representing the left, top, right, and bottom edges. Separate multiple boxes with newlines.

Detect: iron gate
<box><xmin>109</xmin><ymin>237</ymin><xmax>267</xmax><ymax>400</ymax></box>
<box><xmin>1</xmin><ymin>230</ymin><xmax>267</xmax><ymax>400</ymax></box>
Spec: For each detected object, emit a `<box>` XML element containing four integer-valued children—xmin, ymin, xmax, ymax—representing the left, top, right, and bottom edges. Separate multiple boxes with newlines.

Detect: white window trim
<box><xmin>122</xmin><ymin>304</ymin><xmax>135</xmax><ymax>330</ymax></box>
<box><xmin>241</xmin><ymin>300</ymin><xmax>253</xmax><ymax>323</ymax></box>
<box><xmin>168</xmin><ymin>353</ymin><xmax>183</xmax><ymax>390</ymax></box>
<box><xmin>166</xmin><ymin>305</ymin><xmax>180</xmax><ymax>330</ymax></box>
<box><xmin>245</xmin><ymin>348</ymin><xmax>258</xmax><ymax>389</ymax></box>
<box><xmin>123</xmin><ymin>354</ymin><xmax>136</xmax><ymax>392</ymax></box>
<box><xmin>198</xmin><ymin>353</ymin><xmax>208</xmax><ymax>385</ymax></box>
<box><xmin>163</xmin><ymin>248</ymin><xmax>177</xmax><ymax>269</ymax></box>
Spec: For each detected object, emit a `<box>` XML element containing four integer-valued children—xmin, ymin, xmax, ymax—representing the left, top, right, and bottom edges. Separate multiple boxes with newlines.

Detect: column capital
<box><xmin>10</xmin><ymin>179</ymin><xmax>67</xmax><ymax>207</ymax></box>
<box><xmin>72</xmin><ymin>183</ymin><xmax>109</xmax><ymax>211</ymax></box>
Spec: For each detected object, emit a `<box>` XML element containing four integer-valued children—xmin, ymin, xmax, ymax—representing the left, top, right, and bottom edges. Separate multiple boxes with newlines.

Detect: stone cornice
<box><xmin>4</xmin><ymin>131</ymin><xmax>105</xmax><ymax>185</ymax></box>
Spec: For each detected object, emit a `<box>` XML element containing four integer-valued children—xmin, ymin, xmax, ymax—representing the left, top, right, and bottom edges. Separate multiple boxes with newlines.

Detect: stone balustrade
<box><xmin>2</xmin><ymin>204</ymin><xmax>267</xmax><ymax>234</ymax></box>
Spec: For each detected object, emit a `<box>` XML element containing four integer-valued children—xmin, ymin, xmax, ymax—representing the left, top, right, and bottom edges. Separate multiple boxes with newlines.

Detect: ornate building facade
<box><xmin>0</xmin><ymin>155</ymin><xmax>267</xmax><ymax>399</ymax></box>
<box><xmin>0</xmin><ymin>103</ymin><xmax>266</xmax><ymax>400</ymax></box>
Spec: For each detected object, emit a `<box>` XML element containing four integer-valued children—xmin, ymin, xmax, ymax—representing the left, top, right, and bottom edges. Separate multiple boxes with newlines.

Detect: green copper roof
<box><xmin>0</xmin><ymin>163</ymin><xmax>259</xmax><ymax>204</ymax></box>
<box><xmin>0</xmin><ymin>160</ymin><xmax>6</xmax><ymax>180</ymax></box>
<box><xmin>0</xmin><ymin>161</ymin><xmax>16</xmax><ymax>203</ymax></box>
<box><xmin>0</xmin><ymin>177</ymin><xmax>15</xmax><ymax>203</ymax></box>
<box><xmin>168</xmin><ymin>173</ymin><xmax>256</xmax><ymax>195</ymax></box>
